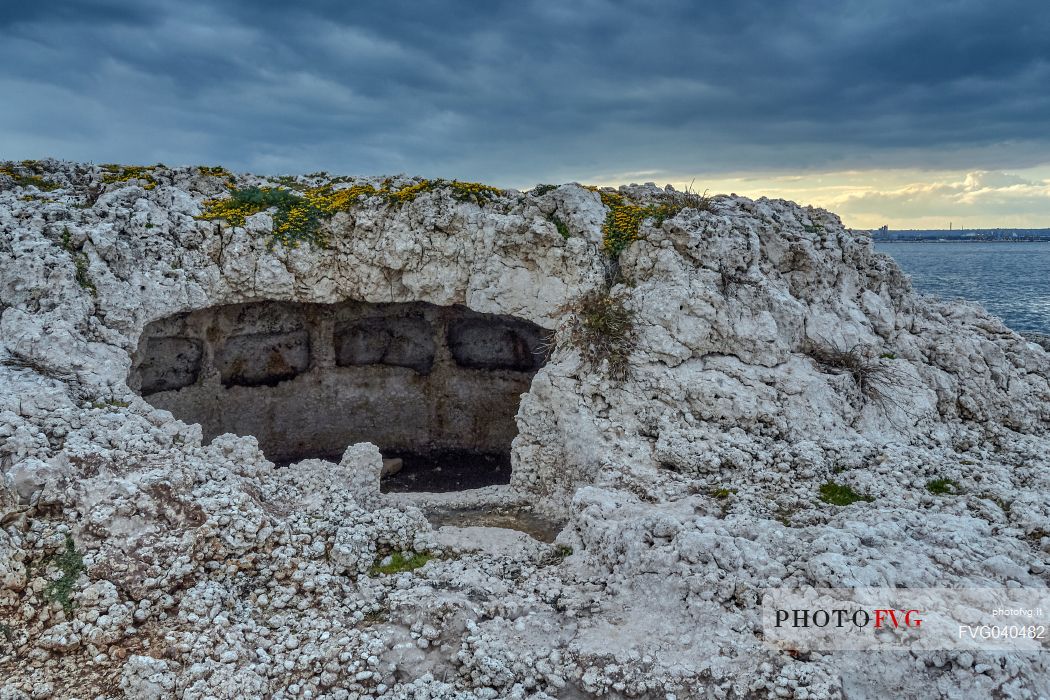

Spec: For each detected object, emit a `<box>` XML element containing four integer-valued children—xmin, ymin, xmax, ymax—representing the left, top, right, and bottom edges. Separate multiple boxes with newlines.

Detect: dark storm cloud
<box><xmin>2</xmin><ymin>0</ymin><xmax>1048</xmax><ymax>184</ymax></box>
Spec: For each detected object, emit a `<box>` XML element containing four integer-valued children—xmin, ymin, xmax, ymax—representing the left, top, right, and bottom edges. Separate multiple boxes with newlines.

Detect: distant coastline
<box><xmin>870</xmin><ymin>227</ymin><xmax>1050</xmax><ymax>242</ymax></box>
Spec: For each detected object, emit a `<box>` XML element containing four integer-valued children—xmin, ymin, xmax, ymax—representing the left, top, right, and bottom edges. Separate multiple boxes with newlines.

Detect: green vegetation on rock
<box><xmin>819</xmin><ymin>481</ymin><xmax>872</xmax><ymax>506</ymax></box>
<box><xmin>101</xmin><ymin>164</ymin><xmax>159</xmax><ymax>190</ymax></box>
<box><xmin>0</xmin><ymin>161</ymin><xmax>59</xmax><ymax>191</ymax></box>
<box><xmin>561</xmin><ymin>288</ymin><xmax>637</xmax><ymax>380</ymax></box>
<box><xmin>368</xmin><ymin>552</ymin><xmax>433</xmax><ymax>576</ymax></box>
<box><xmin>74</xmin><ymin>254</ymin><xmax>96</xmax><ymax>295</ymax></box>
<box><xmin>551</xmin><ymin>214</ymin><xmax>570</xmax><ymax>239</ymax></box>
<box><xmin>596</xmin><ymin>187</ymin><xmax>711</xmax><ymax>256</ymax></box>
<box><xmin>926</xmin><ymin>478</ymin><xmax>961</xmax><ymax>495</ymax></box>
<box><xmin>42</xmin><ymin>536</ymin><xmax>85</xmax><ymax>614</ymax></box>
<box><xmin>198</xmin><ymin>177</ymin><xmax>504</xmax><ymax>249</ymax></box>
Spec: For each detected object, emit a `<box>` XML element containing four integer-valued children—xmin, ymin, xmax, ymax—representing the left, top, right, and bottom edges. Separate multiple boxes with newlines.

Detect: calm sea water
<box><xmin>874</xmin><ymin>241</ymin><xmax>1050</xmax><ymax>334</ymax></box>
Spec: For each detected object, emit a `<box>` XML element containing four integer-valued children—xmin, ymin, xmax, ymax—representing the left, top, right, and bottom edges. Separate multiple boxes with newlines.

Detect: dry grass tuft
<box><xmin>804</xmin><ymin>338</ymin><xmax>909</xmax><ymax>409</ymax></box>
<box><xmin>652</xmin><ymin>183</ymin><xmax>712</xmax><ymax>222</ymax></box>
<box><xmin>560</xmin><ymin>289</ymin><xmax>637</xmax><ymax>380</ymax></box>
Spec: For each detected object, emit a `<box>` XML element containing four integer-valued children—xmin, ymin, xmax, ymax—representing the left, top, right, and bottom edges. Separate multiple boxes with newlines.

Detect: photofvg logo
<box><xmin>774</xmin><ymin>607</ymin><xmax>923</xmax><ymax>630</ymax></box>
<box><xmin>761</xmin><ymin>588</ymin><xmax>1049</xmax><ymax>652</ymax></box>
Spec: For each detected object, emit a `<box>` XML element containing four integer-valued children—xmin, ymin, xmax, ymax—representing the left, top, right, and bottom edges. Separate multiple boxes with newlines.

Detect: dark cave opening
<box><xmin>379</xmin><ymin>449</ymin><xmax>512</xmax><ymax>493</ymax></box>
<box><xmin>129</xmin><ymin>300</ymin><xmax>549</xmax><ymax>492</ymax></box>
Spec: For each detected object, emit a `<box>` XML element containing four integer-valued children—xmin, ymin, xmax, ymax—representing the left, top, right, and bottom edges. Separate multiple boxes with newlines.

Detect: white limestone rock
<box><xmin>0</xmin><ymin>161</ymin><xmax>1048</xmax><ymax>698</ymax></box>
<box><xmin>120</xmin><ymin>655</ymin><xmax>177</xmax><ymax>700</ymax></box>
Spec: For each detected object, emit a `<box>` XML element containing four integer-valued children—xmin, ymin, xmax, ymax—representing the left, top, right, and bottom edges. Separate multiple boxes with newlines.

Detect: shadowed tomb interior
<box><xmin>128</xmin><ymin>300</ymin><xmax>550</xmax><ymax>491</ymax></box>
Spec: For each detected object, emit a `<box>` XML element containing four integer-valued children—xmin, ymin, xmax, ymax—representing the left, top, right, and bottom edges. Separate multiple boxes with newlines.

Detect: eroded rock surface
<box><xmin>1</xmin><ymin>161</ymin><xmax>1048</xmax><ymax>699</ymax></box>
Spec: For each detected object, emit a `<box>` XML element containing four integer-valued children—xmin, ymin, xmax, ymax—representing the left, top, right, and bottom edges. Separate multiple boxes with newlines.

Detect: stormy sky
<box><xmin>2</xmin><ymin>0</ymin><xmax>1049</xmax><ymax>227</ymax></box>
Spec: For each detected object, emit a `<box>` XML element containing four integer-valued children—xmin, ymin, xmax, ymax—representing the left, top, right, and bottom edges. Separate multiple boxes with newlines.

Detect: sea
<box><xmin>873</xmin><ymin>241</ymin><xmax>1050</xmax><ymax>335</ymax></box>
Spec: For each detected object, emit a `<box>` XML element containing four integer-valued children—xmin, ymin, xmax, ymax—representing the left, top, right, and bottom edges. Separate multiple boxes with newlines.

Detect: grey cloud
<box><xmin>2</xmin><ymin>0</ymin><xmax>1048</xmax><ymax>185</ymax></box>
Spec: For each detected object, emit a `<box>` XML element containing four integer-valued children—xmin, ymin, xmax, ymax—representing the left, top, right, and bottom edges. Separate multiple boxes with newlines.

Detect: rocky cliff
<box><xmin>1</xmin><ymin>160</ymin><xmax>1048</xmax><ymax>698</ymax></box>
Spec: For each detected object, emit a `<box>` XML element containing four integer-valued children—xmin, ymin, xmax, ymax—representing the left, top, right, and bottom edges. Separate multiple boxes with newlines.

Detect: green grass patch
<box><xmin>819</xmin><ymin>481</ymin><xmax>872</xmax><ymax>506</ymax></box>
<box><xmin>63</xmin><ymin>226</ymin><xmax>97</xmax><ymax>294</ymax></box>
<box><xmin>90</xmin><ymin>399</ymin><xmax>130</xmax><ymax>409</ymax></box>
<box><xmin>551</xmin><ymin>215</ymin><xmax>570</xmax><ymax>239</ymax></box>
<box><xmin>926</xmin><ymin>478</ymin><xmax>961</xmax><ymax>496</ymax></box>
<box><xmin>231</xmin><ymin>185</ymin><xmax>304</xmax><ymax>210</ymax></box>
<box><xmin>74</xmin><ymin>254</ymin><xmax>96</xmax><ymax>295</ymax></box>
<box><xmin>369</xmin><ymin>551</ymin><xmax>433</xmax><ymax>576</ymax></box>
<box><xmin>42</xmin><ymin>536</ymin><xmax>85</xmax><ymax>614</ymax></box>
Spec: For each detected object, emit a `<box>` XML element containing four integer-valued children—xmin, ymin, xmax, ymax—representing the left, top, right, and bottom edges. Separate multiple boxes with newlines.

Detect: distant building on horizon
<box><xmin>871</xmin><ymin>226</ymin><xmax>1050</xmax><ymax>242</ymax></box>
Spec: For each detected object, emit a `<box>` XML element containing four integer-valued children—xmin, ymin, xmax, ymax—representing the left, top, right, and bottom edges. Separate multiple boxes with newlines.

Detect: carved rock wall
<box><xmin>129</xmin><ymin>300</ymin><xmax>549</xmax><ymax>463</ymax></box>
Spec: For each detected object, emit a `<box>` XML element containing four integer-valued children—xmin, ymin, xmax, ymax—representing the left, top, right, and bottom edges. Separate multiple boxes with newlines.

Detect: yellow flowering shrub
<box><xmin>444</xmin><ymin>180</ymin><xmax>502</xmax><ymax>204</ymax></box>
<box><xmin>0</xmin><ymin>162</ymin><xmax>59</xmax><ymax>192</ymax></box>
<box><xmin>386</xmin><ymin>180</ymin><xmax>433</xmax><ymax>205</ymax></box>
<box><xmin>597</xmin><ymin>188</ymin><xmax>711</xmax><ymax>256</ymax></box>
<box><xmin>309</xmin><ymin>183</ymin><xmax>383</xmax><ymax>212</ymax></box>
<box><xmin>197</xmin><ymin>186</ymin><xmax>326</xmax><ymax>248</ymax></box>
<box><xmin>101</xmin><ymin>164</ymin><xmax>159</xmax><ymax>190</ymax></box>
<box><xmin>197</xmin><ymin>177</ymin><xmax>504</xmax><ymax>249</ymax></box>
<box><xmin>597</xmin><ymin>190</ymin><xmax>655</xmax><ymax>255</ymax></box>
<box><xmin>384</xmin><ymin>179</ymin><xmax>502</xmax><ymax>206</ymax></box>
<box><xmin>197</xmin><ymin>166</ymin><xmax>230</xmax><ymax>178</ymax></box>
